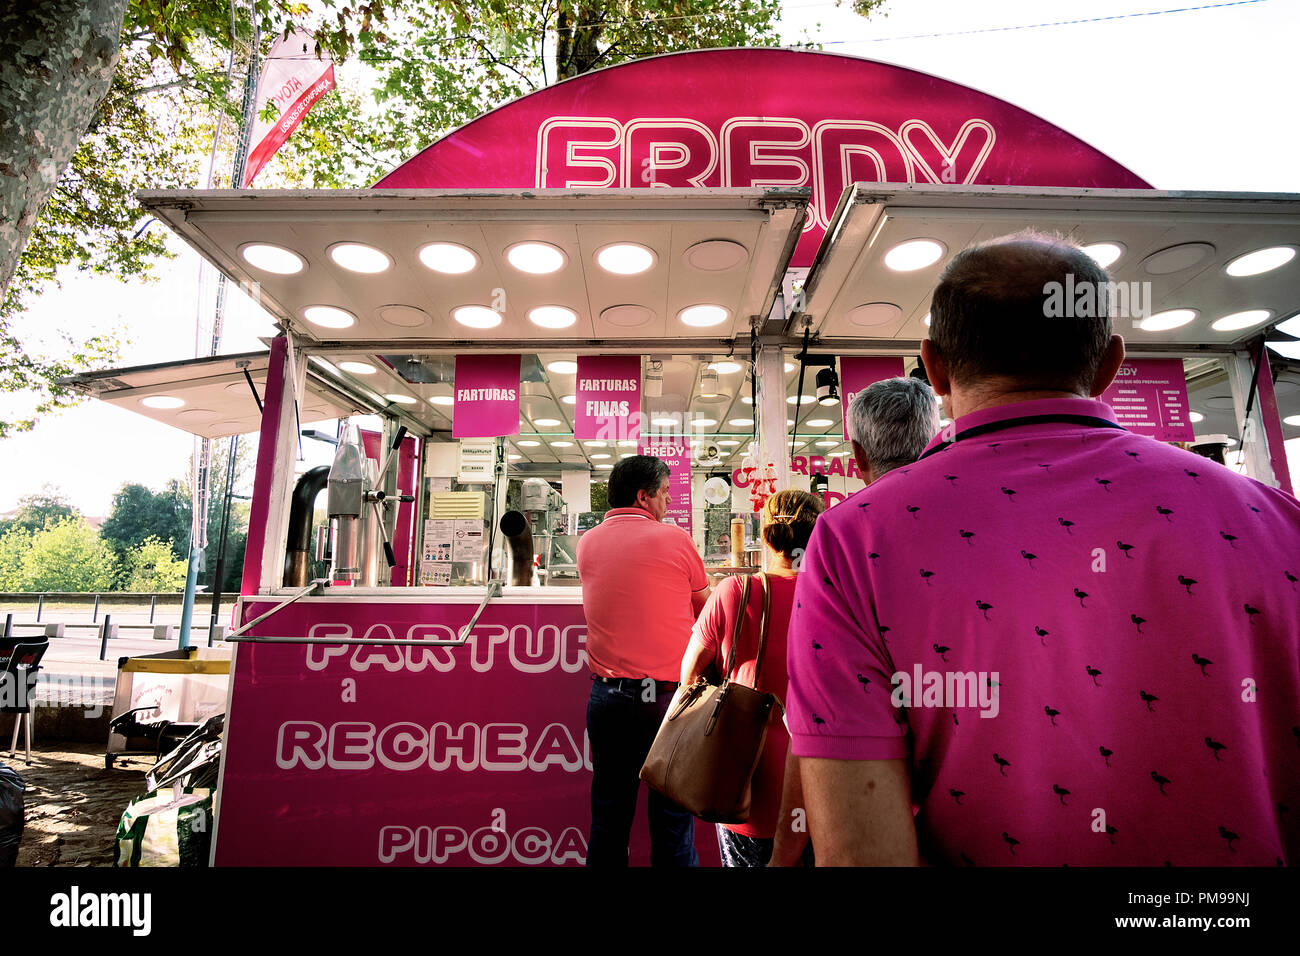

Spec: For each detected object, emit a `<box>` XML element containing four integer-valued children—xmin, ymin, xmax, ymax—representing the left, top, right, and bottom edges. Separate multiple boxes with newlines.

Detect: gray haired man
<box><xmin>846</xmin><ymin>376</ymin><xmax>942</xmax><ymax>484</ymax></box>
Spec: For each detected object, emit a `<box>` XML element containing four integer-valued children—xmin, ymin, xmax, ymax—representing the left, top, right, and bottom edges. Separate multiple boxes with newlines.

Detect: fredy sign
<box><xmin>376</xmin><ymin>49</ymin><xmax>1150</xmax><ymax>266</ymax></box>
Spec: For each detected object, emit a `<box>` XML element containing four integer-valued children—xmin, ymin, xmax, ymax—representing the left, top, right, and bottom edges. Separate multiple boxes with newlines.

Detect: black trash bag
<box><xmin>0</xmin><ymin>762</ymin><xmax>24</xmax><ymax>867</ymax></box>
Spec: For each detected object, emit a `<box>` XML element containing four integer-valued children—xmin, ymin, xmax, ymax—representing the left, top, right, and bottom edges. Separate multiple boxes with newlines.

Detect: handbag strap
<box><xmin>721</xmin><ymin>573</ymin><xmax>772</xmax><ymax>689</ymax></box>
<box><xmin>721</xmin><ymin>574</ymin><xmax>750</xmax><ymax>682</ymax></box>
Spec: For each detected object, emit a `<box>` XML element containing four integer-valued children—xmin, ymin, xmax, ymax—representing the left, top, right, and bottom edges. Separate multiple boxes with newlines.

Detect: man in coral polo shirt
<box><xmin>578</xmin><ymin>455</ymin><xmax>710</xmax><ymax>866</ymax></box>
<box><xmin>786</xmin><ymin>230</ymin><xmax>1300</xmax><ymax>866</ymax></box>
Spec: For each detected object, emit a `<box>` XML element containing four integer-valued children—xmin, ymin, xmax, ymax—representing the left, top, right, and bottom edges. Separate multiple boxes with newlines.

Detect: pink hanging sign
<box><xmin>1101</xmin><ymin>358</ymin><xmax>1194</xmax><ymax>442</ymax></box>
<box><xmin>574</xmin><ymin>355</ymin><xmax>641</xmax><ymax>441</ymax></box>
<box><xmin>638</xmin><ymin>435</ymin><xmax>693</xmax><ymax>534</ymax></box>
<box><xmin>840</xmin><ymin>357</ymin><xmax>907</xmax><ymax>441</ymax></box>
<box><xmin>453</xmin><ymin>354</ymin><xmax>521</xmax><ymax>438</ymax></box>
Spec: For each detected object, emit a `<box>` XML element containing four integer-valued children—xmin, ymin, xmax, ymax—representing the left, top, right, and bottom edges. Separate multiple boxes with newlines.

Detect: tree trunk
<box><xmin>554</xmin><ymin>3</ymin><xmax>606</xmax><ymax>80</ymax></box>
<box><xmin>0</xmin><ymin>1</ymin><xmax>128</xmax><ymax>298</ymax></box>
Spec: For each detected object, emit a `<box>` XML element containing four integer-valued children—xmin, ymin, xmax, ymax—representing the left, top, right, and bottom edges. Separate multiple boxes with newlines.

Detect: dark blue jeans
<box><xmin>585</xmin><ymin>677</ymin><xmax>699</xmax><ymax>867</ymax></box>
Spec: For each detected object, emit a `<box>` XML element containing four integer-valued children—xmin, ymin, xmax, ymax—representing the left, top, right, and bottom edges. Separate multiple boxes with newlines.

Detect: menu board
<box><xmin>638</xmin><ymin>435</ymin><xmax>693</xmax><ymax>534</ymax></box>
<box><xmin>1100</xmin><ymin>359</ymin><xmax>1194</xmax><ymax>442</ymax></box>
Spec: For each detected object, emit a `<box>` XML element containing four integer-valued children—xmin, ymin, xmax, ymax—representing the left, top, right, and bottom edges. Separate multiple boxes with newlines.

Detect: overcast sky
<box><xmin>2</xmin><ymin>0</ymin><xmax>1297</xmax><ymax>514</ymax></box>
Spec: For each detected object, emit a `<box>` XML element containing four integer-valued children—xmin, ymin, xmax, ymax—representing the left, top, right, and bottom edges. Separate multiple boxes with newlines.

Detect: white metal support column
<box><xmin>756</xmin><ymin>339</ymin><xmax>791</xmax><ymax>494</ymax></box>
<box><xmin>1225</xmin><ymin>349</ymin><xmax>1278</xmax><ymax>487</ymax></box>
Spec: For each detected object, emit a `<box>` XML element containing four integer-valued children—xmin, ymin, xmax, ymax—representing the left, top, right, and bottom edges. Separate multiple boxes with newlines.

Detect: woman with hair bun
<box><xmin>678</xmin><ymin>488</ymin><xmax>824</xmax><ymax>867</ymax></box>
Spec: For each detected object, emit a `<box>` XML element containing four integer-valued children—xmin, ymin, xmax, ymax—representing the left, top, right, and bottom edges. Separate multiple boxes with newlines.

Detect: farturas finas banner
<box><xmin>242</xmin><ymin>27</ymin><xmax>336</xmax><ymax>186</ymax></box>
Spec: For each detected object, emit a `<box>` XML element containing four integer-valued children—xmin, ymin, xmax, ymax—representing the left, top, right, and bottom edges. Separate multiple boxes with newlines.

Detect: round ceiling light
<box><xmin>453</xmin><ymin>305</ymin><xmax>503</xmax><ymax>329</ymax></box>
<box><xmin>529</xmin><ymin>305</ymin><xmax>577</xmax><ymax>329</ymax></box>
<box><xmin>693</xmin><ymin>418</ymin><xmax>718</xmax><ymax>427</ymax></box>
<box><xmin>618</xmin><ymin>440</ymin><xmax>638</xmax><ymax>448</ymax></box>
<box><xmin>507</xmin><ymin>454</ymin><xmax>522</xmax><ymax>461</ymax></box>
<box><xmin>784</xmin><ymin>362</ymin><xmax>795</xmax><ymax>373</ymax></box>
<box><xmin>846</xmin><ymin>303</ymin><xmax>902</xmax><ymax>328</ymax></box>
<box><xmin>591</xmin><ymin>453</ymin><xmax>611</xmax><ymax>460</ymax></box>
<box><xmin>679</xmin><ymin>305</ymin><xmax>729</xmax><ymax>328</ymax></box>
<box><xmin>1081</xmin><ymin>242</ymin><xmax>1125</xmax><ymax>268</ymax></box>
<box><xmin>652</xmin><ymin>417</ymin><xmax>678</xmax><ymax>427</ymax></box>
<box><xmin>241</xmin><ymin>243</ymin><xmax>305</xmax><ymax>275</ymax></box>
<box><xmin>1139</xmin><ymin>309</ymin><xmax>1197</xmax><ymax>332</ymax></box>
<box><xmin>924</xmin><ymin>313</ymin><xmax>932</xmax><ymax>327</ymax></box>
<box><xmin>1141</xmin><ymin>243</ymin><xmax>1215</xmax><ymax>275</ymax></box>
<box><xmin>430</xmin><ymin>395</ymin><xmax>454</xmax><ymax>406</ymax></box>
<box><xmin>517</xmin><ymin>440</ymin><xmax>541</xmax><ymax>448</ymax></box>
<box><xmin>815</xmin><ymin>439</ymin><xmax>839</xmax><ymax>447</ymax></box>
<box><xmin>377</xmin><ymin>305</ymin><xmax>430</xmax><ymax>328</ymax></box>
<box><xmin>1226</xmin><ymin>246</ymin><xmax>1296</xmax><ymax>277</ymax></box>
<box><xmin>141</xmin><ymin>395</ymin><xmax>185</xmax><ymax>409</ymax></box>
<box><xmin>561</xmin><ymin>395</ymin><xmax>576</xmax><ymax>405</ymax></box>
<box><xmin>1284</xmin><ymin>414</ymin><xmax>1300</xmax><ymax>426</ymax></box>
<box><xmin>584</xmin><ymin>440</ymin><xmax>607</xmax><ymax>447</ymax></box>
<box><xmin>1211</xmin><ymin>309</ymin><xmax>1272</xmax><ymax>332</ymax></box>
<box><xmin>683</xmin><ymin>240</ymin><xmax>749</xmax><ymax>272</ymax></box>
<box><xmin>786</xmin><ymin>394</ymin><xmax>815</xmax><ymax>405</ymax></box>
<box><xmin>718</xmin><ymin>439</ymin><xmax>741</xmax><ymax>446</ymax></box>
<box><xmin>534</xmin><ymin>417</ymin><xmax>562</xmax><ymax>427</ymax></box>
<box><xmin>507</xmin><ymin>242</ymin><xmax>566</xmax><ymax>274</ymax></box>
<box><xmin>806</xmin><ymin>418</ymin><xmax>834</xmax><ymax>427</ymax></box>
<box><xmin>728</xmin><ymin>418</ymin><xmax>753</xmax><ymax>426</ymax></box>
<box><xmin>551</xmin><ymin>440</ymin><xmax>574</xmax><ymax>448</ymax></box>
<box><xmin>303</xmin><ymin>305</ymin><xmax>356</xmax><ymax>329</ymax></box>
<box><xmin>338</xmin><ymin>361</ymin><xmax>376</xmax><ymax>375</ymax></box>
<box><xmin>596</xmin><ymin>243</ymin><xmax>656</xmax><ymax>275</ymax></box>
<box><xmin>741</xmin><ymin>396</ymin><xmax>753</xmax><ymax>405</ymax></box>
<box><xmin>547</xmin><ymin>360</ymin><xmax>578</xmax><ymax>374</ymax></box>
<box><xmin>1189</xmin><ymin>411</ymin><xmax>1206</xmax><ymax>423</ymax></box>
<box><xmin>418</xmin><ymin>242</ymin><xmax>479</xmax><ymax>274</ymax></box>
<box><xmin>884</xmin><ymin>239</ymin><xmax>945</xmax><ymax>272</ymax></box>
<box><xmin>385</xmin><ymin>394</ymin><xmax>416</xmax><ymax>405</ymax></box>
<box><xmin>600</xmin><ymin>304</ymin><xmax>655</xmax><ymax>328</ymax></box>
<box><xmin>710</xmin><ymin>361</ymin><xmax>742</xmax><ymax>374</ymax></box>
<box><xmin>328</xmin><ymin>242</ymin><xmax>391</xmax><ymax>274</ymax></box>
<box><xmin>597</xmin><ymin>463</ymin><xmax>613</xmax><ymax>469</ymax></box>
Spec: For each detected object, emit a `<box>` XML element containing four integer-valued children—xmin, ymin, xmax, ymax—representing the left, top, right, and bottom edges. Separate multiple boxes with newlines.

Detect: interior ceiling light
<box><xmin>329</xmin><ymin>242</ymin><xmax>391</xmax><ymax>274</ymax></box>
<box><xmin>784</xmin><ymin>362</ymin><xmax>796</xmax><ymax>373</ymax></box>
<box><xmin>303</xmin><ymin>305</ymin><xmax>356</xmax><ymax>329</ymax></box>
<box><xmin>601</xmin><ymin>304</ymin><xmax>654</xmax><ymax>328</ymax></box>
<box><xmin>597</xmin><ymin>463</ymin><xmax>614</xmax><ymax>469</ymax></box>
<box><xmin>718</xmin><ymin>439</ymin><xmax>741</xmax><ymax>446</ymax></box>
<box><xmin>338</xmin><ymin>361</ymin><xmax>376</xmax><ymax>375</ymax></box>
<box><xmin>596</xmin><ymin>243</ymin><xmax>656</xmax><ymax>275</ymax></box>
<box><xmin>1283</xmin><ymin>414</ymin><xmax>1300</xmax><ymax>426</ymax></box>
<box><xmin>787</xmin><ymin>394</ymin><xmax>815</xmax><ymax>405</ymax></box>
<box><xmin>1211</xmin><ymin>309</ymin><xmax>1272</xmax><ymax>332</ymax></box>
<box><xmin>806</xmin><ymin>418</ymin><xmax>833</xmax><ymax>427</ymax></box>
<box><xmin>700</xmin><ymin>367</ymin><xmax>720</xmax><ymax>398</ymax></box>
<box><xmin>846</xmin><ymin>303</ymin><xmax>902</xmax><ymax>328</ymax></box>
<box><xmin>729</xmin><ymin>418</ymin><xmax>753</xmax><ymax>426</ymax></box>
<box><xmin>683</xmin><ymin>240</ymin><xmax>749</xmax><ymax>271</ymax></box>
<box><xmin>507</xmin><ymin>454</ymin><xmax>522</xmax><ymax>461</ymax></box>
<box><xmin>710</xmin><ymin>361</ymin><xmax>742</xmax><ymax>374</ymax></box>
<box><xmin>517</xmin><ymin>440</ymin><xmax>541</xmax><ymax>448</ymax></box>
<box><xmin>418</xmin><ymin>242</ymin><xmax>479</xmax><ymax>274</ymax></box>
<box><xmin>741</xmin><ymin>395</ymin><xmax>753</xmax><ymax>404</ymax></box>
<box><xmin>815</xmin><ymin>439</ymin><xmax>839</xmax><ymax>447</ymax></box>
<box><xmin>828</xmin><ymin>451</ymin><xmax>849</xmax><ymax>458</ymax></box>
<box><xmin>584</xmin><ymin>440</ymin><xmax>607</xmax><ymax>447</ymax></box>
<box><xmin>620</xmin><ymin>453</ymin><xmax>634</xmax><ymax>458</ymax></box>
<box><xmin>561</xmin><ymin>394</ymin><xmax>576</xmax><ymax>405</ymax></box>
<box><xmin>1081</xmin><ymin>242</ymin><xmax>1125</xmax><ymax>268</ymax></box>
<box><xmin>884</xmin><ymin>239</ymin><xmax>945</xmax><ymax>272</ymax></box>
<box><xmin>679</xmin><ymin>305</ymin><xmax>729</xmax><ymax>328</ymax></box>
<box><xmin>1141</xmin><ymin>242</ymin><xmax>1215</xmax><ymax>275</ymax></box>
<box><xmin>377</xmin><ymin>305</ymin><xmax>430</xmax><ymax>328</ymax></box>
<box><xmin>924</xmin><ymin>313</ymin><xmax>932</xmax><ymax>327</ymax></box>
<box><xmin>534</xmin><ymin>417</ymin><xmax>562</xmax><ymax>427</ymax></box>
<box><xmin>141</xmin><ymin>395</ymin><xmax>185</xmax><ymax>409</ymax></box>
<box><xmin>1139</xmin><ymin>309</ymin><xmax>1197</xmax><ymax>332</ymax></box>
<box><xmin>385</xmin><ymin>394</ymin><xmax>416</xmax><ymax>405</ymax></box>
<box><xmin>693</xmin><ymin>418</ymin><xmax>718</xmax><ymax>427</ymax></box>
<box><xmin>453</xmin><ymin>305</ymin><xmax>503</xmax><ymax>329</ymax></box>
<box><xmin>241</xmin><ymin>243</ymin><xmax>304</xmax><ymax>275</ymax></box>
<box><xmin>786</xmin><ymin>419</ymin><xmax>794</xmax><ymax>427</ymax></box>
<box><xmin>816</xmin><ymin>367</ymin><xmax>840</xmax><ymax>406</ymax></box>
<box><xmin>551</xmin><ymin>440</ymin><xmax>574</xmax><ymax>448</ymax></box>
<box><xmin>1226</xmin><ymin>246</ymin><xmax>1296</xmax><ymax>277</ymax></box>
<box><xmin>652</xmin><ymin>417</ymin><xmax>678</xmax><ymax>426</ymax></box>
<box><xmin>430</xmin><ymin>395</ymin><xmax>454</xmax><ymax>406</ymax></box>
<box><xmin>591</xmin><ymin>453</ymin><xmax>611</xmax><ymax>460</ymax></box>
<box><xmin>507</xmin><ymin>241</ymin><xmax>566</xmax><ymax>274</ymax></box>
<box><xmin>1189</xmin><ymin>411</ymin><xmax>1206</xmax><ymax>423</ymax></box>
<box><xmin>529</xmin><ymin>306</ymin><xmax>577</xmax><ymax>329</ymax></box>
<box><xmin>547</xmin><ymin>360</ymin><xmax>578</xmax><ymax>374</ymax></box>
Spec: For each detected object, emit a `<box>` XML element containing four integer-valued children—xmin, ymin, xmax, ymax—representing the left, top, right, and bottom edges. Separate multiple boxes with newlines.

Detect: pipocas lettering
<box><xmin>379</xmin><ymin>823</ymin><xmax>588</xmax><ymax>865</ymax></box>
<box><xmin>304</xmin><ymin>622</ymin><xmax>588</xmax><ymax>674</ymax></box>
<box><xmin>277</xmin><ymin>720</ymin><xmax>592</xmax><ymax>773</ymax></box>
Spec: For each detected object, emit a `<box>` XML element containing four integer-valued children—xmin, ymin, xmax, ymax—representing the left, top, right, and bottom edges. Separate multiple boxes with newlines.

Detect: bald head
<box><xmin>928</xmin><ymin>230</ymin><xmax>1114</xmax><ymax>394</ymax></box>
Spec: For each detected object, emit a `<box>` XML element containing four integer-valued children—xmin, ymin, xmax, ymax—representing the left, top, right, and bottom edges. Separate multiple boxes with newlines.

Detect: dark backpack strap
<box><xmin>750</xmin><ymin>573</ymin><xmax>773</xmax><ymax>689</ymax></box>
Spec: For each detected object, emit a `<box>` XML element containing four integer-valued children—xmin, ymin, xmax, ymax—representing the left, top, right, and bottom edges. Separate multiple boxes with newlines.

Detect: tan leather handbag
<box><xmin>640</xmin><ymin>573</ymin><xmax>783</xmax><ymax>823</ymax></box>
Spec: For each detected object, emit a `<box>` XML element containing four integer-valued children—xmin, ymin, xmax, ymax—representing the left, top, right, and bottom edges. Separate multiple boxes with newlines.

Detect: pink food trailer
<box><xmin>68</xmin><ymin>49</ymin><xmax>1299</xmax><ymax>866</ymax></box>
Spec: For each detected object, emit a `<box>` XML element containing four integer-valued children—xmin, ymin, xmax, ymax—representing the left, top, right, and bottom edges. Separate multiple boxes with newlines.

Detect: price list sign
<box><xmin>1101</xmin><ymin>359</ymin><xmax>1195</xmax><ymax>442</ymax></box>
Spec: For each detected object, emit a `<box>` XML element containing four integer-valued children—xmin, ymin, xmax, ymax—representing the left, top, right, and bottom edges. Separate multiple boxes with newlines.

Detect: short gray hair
<box><xmin>847</xmin><ymin>377</ymin><xmax>940</xmax><ymax>477</ymax></box>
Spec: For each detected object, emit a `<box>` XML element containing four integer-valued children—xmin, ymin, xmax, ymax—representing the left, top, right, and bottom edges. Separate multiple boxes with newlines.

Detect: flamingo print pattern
<box><xmin>783</xmin><ymin>397</ymin><xmax>1300</xmax><ymax>866</ymax></box>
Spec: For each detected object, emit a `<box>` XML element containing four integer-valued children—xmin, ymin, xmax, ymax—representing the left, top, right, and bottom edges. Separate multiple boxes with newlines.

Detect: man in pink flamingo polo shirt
<box><xmin>786</xmin><ymin>230</ymin><xmax>1300</xmax><ymax>866</ymax></box>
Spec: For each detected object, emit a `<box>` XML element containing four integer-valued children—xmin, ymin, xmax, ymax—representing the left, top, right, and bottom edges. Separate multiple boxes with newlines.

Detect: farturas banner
<box><xmin>453</xmin><ymin>354</ymin><xmax>522</xmax><ymax>439</ymax></box>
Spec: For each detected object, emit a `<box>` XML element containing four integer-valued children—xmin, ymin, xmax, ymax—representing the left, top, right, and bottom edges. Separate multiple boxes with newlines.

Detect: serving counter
<box><xmin>214</xmin><ymin>587</ymin><xmax>723</xmax><ymax>866</ymax></box>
